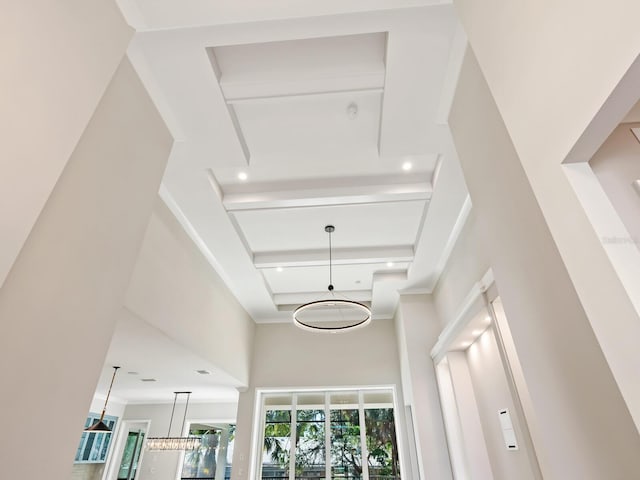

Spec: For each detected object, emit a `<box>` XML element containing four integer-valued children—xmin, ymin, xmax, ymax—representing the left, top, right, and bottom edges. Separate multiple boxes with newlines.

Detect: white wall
<box><xmin>447</xmin><ymin>49</ymin><xmax>640</xmax><ymax>479</ymax></box>
<box><xmin>395</xmin><ymin>294</ymin><xmax>453</xmax><ymax>480</ymax></box>
<box><xmin>590</xmin><ymin>122</ymin><xmax>640</xmax><ymax>245</ymax></box>
<box><xmin>432</xmin><ymin>211</ymin><xmax>490</xmax><ymax>327</ymax></box>
<box><xmin>0</xmin><ymin>59</ymin><xmax>173</xmax><ymax>479</ymax></box>
<box><xmin>453</xmin><ymin>0</ymin><xmax>640</xmax><ymax>431</ymax></box>
<box><xmin>123</xmin><ymin>402</ymin><xmax>238</xmax><ymax>480</ymax></box>
<box><xmin>444</xmin><ymin>352</ymin><xmax>492</xmax><ymax>480</ymax></box>
<box><xmin>466</xmin><ymin>328</ymin><xmax>536</xmax><ymax>480</ymax></box>
<box><xmin>0</xmin><ymin>0</ymin><xmax>132</xmax><ymax>288</ymax></box>
<box><xmin>125</xmin><ymin>198</ymin><xmax>255</xmax><ymax>386</ymax></box>
<box><xmin>88</xmin><ymin>396</ymin><xmax>128</xmax><ymax>421</ymax></box>
<box><xmin>232</xmin><ymin>320</ymin><xmax>406</xmax><ymax>480</ymax></box>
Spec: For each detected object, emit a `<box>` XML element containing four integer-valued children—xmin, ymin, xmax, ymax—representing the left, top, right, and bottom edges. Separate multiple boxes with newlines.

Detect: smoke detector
<box><xmin>346</xmin><ymin>102</ymin><xmax>358</xmax><ymax>119</ymax></box>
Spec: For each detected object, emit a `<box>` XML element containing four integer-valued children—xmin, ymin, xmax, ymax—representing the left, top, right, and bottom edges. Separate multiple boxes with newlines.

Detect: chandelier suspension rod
<box><xmin>325</xmin><ymin>225</ymin><xmax>335</xmax><ymax>291</ymax></box>
<box><xmin>167</xmin><ymin>392</ymin><xmax>178</xmax><ymax>437</ymax></box>
<box><xmin>181</xmin><ymin>392</ymin><xmax>191</xmax><ymax>436</ymax></box>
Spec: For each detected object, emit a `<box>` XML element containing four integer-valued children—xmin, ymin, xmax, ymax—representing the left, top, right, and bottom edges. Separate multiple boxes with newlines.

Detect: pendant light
<box><xmin>146</xmin><ymin>392</ymin><xmax>201</xmax><ymax>451</ymax></box>
<box><xmin>84</xmin><ymin>366</ymin><xmax>120</xmax><ymax>433</ymax></box>
<box><xmin>293</xmin><ymin>225</ymin><xmax>372</xmax><ymax>333</ymax></box>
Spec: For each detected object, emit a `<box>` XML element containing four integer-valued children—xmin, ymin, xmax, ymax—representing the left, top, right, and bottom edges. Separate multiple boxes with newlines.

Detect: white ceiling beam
<box><xmin>273</xmin><ymin>290</ymin><xmax>372</xmax><ymax>306</ymax></box>
<box><xmin>225</xmin><ymin>86</ymin><xmax>384</xmax><ymax>106</ymax></box>
<box><xmin>122</xmin><ymin>0</ymin><xmax>446</xmax><ymax>31</ymax></box>
<box><xmin>254</xmin><ymin>245</ymin><xmax>414</xmax><ymax>268</ymax></box>
<box><xmin>223</xmin><ymin>183</ymin><xmax>431</xmax><ymax>211</ymax></box>
<box><xmin>372</xmin><ymin>270</ymin><xmax>408</xmax><ymax>283</ymax></box>
<box><xmin>223</xmin><ymin>79</ymin><xmax>384</xmax><ymax>104</ymax></box>
<box><xmin>378</xmin><ymin>8</ymin><xmax>457</xmax><ymax>157</ymax></box>
<box><xmin>206</xmin><ymin>49</ymin><xmax>251</xmax><ymax>164</ymax></box>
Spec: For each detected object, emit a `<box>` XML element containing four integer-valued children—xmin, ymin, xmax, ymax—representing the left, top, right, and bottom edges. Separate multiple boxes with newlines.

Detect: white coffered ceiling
<box><xmin>117</xmin><ymin>0</ymin><xmax>469</xmax><ymax>325</ymax></box>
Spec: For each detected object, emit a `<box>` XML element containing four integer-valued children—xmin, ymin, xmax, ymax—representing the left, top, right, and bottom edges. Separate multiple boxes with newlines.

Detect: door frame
<box><xmin>104</xmin><ymin>419</ymin><xmax>151</xmax><ymax>480</ymax></box>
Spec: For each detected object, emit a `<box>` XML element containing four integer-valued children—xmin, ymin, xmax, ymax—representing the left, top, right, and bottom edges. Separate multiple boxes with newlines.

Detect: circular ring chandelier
<box><xmin>292</xmin><ymin>225</ymin><xmax>372</xmax><ymax>333</ymax></box>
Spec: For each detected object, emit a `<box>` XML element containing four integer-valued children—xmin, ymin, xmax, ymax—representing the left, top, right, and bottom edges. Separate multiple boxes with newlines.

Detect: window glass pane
<box><xmin>118</xmin><ymin>431</ymin><xmax>145</xmax><ymax>480</ymax></box>
<box><xmin>295</xmin><ymin>409</ymin><xmax>325</xmax><ymax>479</ymax></box>
<box><xmin>182</xmin><ymin>428</ymin><xmax>220</xmax><ymax>479</ymax></box>
<box><xmin>362</xmin><ymin>390</ymin><xmax>393</xmax><ymax>405</ymax></box>
<box><xmin>297</xmin><ymin>393</ymin><xmax>325</xmax><ymax>408</ymax></box>
<box><xmin>263</xmin><ymin>410</ymin><xmax>291</xmax><ymax>479</ymax></box>
<box><xmin>182</xmin><ymin>424</ymin><xmax>235</xmax><ymax>480</ymax></box>
<box><xmin>74</xmin><ymin>413</ymin><xmax>117</xmax><ymax>463</ymax></box>
<box><xmin>224</xmin><ymin>425</ymin><xmax>235</xmax><ymax>479</ymax></box>
<box><xmin>83</xmin><ymin>434</ymin><xmax>96</xmax><ymax>461</ymax></box>
<box><xmin>265</xmin><ymin>395</ymin><xmax>293</xmax><ymax>406</ymax></box>
<box><xmin>365</xmin><ymin>409</ymin><xmax>400</xmax><ymax>480</ymax></box>
<box><xmin>330</xmin><ymin>392</ymin><xmax>358</xmax><ymax>407</ymax></box>
<box><xmin>330</xmin><ymin>409</ymin><xmax>361</xmax><ymax>480</ymax></box>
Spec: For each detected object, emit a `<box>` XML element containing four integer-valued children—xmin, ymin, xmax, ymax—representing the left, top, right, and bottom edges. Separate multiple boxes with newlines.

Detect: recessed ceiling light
<box><xmin>276</xmin><ymin>266</ymin><xmax>283</xmax><ymax>272</ymax></box>
<box><xmin>237</xmin><ymin>171</ymin><xmax>248</xmax><ymax>181</ymax></box>
<box><xmin>196</xmin><ymin>369</ymin><xmax>211</xmax><ymax>375</ymax></box>
<box><xmin>355</xmin><ymin>280</ymin><xmax>361</xmax><ymax>284</ymax></box>
<box><xmin>402</xmin><ymin>161</ymin><xmax>413</xmax><ymax>171</ymax></box>
<box><xmin>141</xmin><ymin>378</ymin><xmax>156</xmax><ymax>382</ymax></box>
<box><xmin>127</xmin><ymin>371</ymin><xmax>139</xmax><ymax>375</ymax></box>
<box><xmin>386</xmin><ymin>262</ymin><xmax>394</xmax><ymax>267</ymax></box>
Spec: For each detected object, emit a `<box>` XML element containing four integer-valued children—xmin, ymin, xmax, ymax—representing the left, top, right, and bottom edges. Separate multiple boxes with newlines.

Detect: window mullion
<box><xmin>325</xmin><ymin>392</ymin><xmax>331</xmax><ymax>480</ymax></box>
<box><xmin>257</xmin><ymin>399</ymin><xmax>267</xmax><ymax>480</ymax></box>
<box><xmin>358</xmin><ymin>391</ymin><xmax>370</xmax><ymax>480</ymax></box>
<box><xmin>289</xmin><ymin>394</ymin><xmax>297</xmax><ymax>480</ymax></box>
<box><xmin>215</xmin><ymin>427</ymin><xmax>230</xmax><ymax>480</ymax></box>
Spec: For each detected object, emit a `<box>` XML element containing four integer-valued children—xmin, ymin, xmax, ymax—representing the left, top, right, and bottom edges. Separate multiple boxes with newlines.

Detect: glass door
<box><xmin>118</xmin><ymin>430</ymin><xmax>145</xmax><ymax>480</ymax></box>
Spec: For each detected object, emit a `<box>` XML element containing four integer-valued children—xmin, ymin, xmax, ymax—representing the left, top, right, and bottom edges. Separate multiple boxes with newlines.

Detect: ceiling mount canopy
<box><xmin>292</xmin><ymin>225</ymin><xmax>372</xmax><ymax>333</ymax></box>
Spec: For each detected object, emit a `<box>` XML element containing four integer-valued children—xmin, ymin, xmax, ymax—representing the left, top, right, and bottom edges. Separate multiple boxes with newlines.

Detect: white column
<box><xmin>435</xmin><ymin>359</ymin><xmax>471</xmax><ymax>480</ymax></box>
<box><xmin>446</xmin><ymin>353</ymin><xmax>494</xmax><ymax>480</ymax></box>
<box><xmin>0</xmin><ymin>58</ymin><xmax>172</xmax><ymax>478</ymax></box>
<box><xmin>395</xmin><ymin>294</ymin><xmax>454</xmax><ymax>480</ymax></box>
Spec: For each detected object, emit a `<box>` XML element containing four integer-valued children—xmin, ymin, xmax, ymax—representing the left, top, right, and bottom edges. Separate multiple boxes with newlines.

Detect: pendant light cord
<box><xmin>328</xmin><ymin>228</ymin><xmax>333</xmax><ymax>291</ymax></box>
<box><xmin>100</xmin><ymin>366</ymin><xmax>120</xmax><ymax>422</ymax></box>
